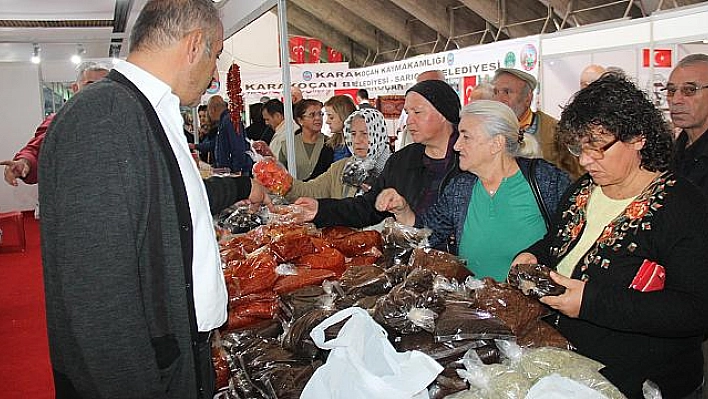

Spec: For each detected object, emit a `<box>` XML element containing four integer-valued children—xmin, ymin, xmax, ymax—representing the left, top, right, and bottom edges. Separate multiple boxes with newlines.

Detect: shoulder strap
<box><xmin>524</xmin><ymin>158</ymin><xmax>552</xmax><ymax>231</ymax></box>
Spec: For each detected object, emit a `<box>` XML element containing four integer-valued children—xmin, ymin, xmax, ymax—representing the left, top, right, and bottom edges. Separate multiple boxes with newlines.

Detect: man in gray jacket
<box><xmin>39</xmin><ymin>0</ymin><xmax>268</xmax><ymax>397</ymax></box>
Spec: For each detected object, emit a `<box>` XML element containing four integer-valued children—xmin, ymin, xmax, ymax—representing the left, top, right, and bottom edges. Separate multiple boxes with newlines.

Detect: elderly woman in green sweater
<box><xmin>284</xmin><ymin>108</ymin><xmax>391</xmax><ymax>202</ymax></box>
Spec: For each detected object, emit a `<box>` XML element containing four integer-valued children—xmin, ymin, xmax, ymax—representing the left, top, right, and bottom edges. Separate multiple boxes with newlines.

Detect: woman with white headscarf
<box><xmin>284</xmin><ymin>108</ymin><xmax>391</xmax><ymax>201</ymax></box>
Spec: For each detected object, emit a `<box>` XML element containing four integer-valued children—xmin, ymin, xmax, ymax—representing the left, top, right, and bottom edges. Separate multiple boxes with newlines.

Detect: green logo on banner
<box><xmin>504</xmin><ymin>52</ymin><xmax>516</xmax><ymax>68</ymax></box>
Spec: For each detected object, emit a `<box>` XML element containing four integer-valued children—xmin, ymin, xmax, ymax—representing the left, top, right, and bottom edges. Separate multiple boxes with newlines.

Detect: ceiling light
<box><xmin>30</xmin><ymin>43</ymin><xmax>41</xmax><ymax>64</ymax></box>
<box><xmin>71</xmin><ymin>45</ymin><xmax>85</xmax><ymax>65</ymax></box>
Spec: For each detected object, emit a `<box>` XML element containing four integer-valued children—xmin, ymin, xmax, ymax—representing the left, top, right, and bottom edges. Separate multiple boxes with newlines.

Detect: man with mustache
<box><xmin>669</xmin><ymin>53</ymin><xmax>708</xmax><ymax>194</ymax></box>
<box><xmin>667</xmin><ymin>53</ymin><xmax>708</xmax><ymax>399</ymax></box>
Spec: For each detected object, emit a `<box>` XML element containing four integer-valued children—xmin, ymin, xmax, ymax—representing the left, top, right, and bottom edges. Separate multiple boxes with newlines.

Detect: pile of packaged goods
<box><xmin>211</xmin><ymin>208</ymin><xmax>624</xmax><ymax>399</ymax></box>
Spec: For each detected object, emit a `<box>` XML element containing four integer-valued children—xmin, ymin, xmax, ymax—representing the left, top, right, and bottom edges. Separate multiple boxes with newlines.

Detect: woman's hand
<box><xmin>511</xmin><ymin>252</ymin><xmax>538</xmax><ymax>266</ymax></box>
<box><xmin>539</xmin><ymin>271</ymin><xmax>585</xmax><ymax>318</ymax></box>
<box><xmin>293</xmin><ymin>197</ymin><xmax>318</xmax><ymax>222</ymax></box>
<box><xmin>375</xmin><ymin>188</ymin><xmax>414</xmax><ymax>225</ymax></box>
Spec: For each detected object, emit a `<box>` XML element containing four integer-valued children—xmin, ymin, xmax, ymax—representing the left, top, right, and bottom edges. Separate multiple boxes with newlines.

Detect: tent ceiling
<box><xmin>280</xmin><ymin>0</ymin><xmax>707</xmax><ymax>67</ymax></box>
<box><xmin>0</xmin><ymin>0</ymin><xmax>703</xmax><ymax>65</ymax></box>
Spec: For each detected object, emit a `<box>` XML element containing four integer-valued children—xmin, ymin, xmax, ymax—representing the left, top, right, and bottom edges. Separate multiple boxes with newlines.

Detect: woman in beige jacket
<box><xmin>285</xmin><ymin>108</ymin><xmax>391</xmax><ymax>202</ymax></box>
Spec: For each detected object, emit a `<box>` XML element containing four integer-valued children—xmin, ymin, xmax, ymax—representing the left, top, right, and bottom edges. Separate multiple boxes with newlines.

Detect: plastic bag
<box><xmin>373</xmin><ymin>284</ymin><xmax>444</xmax><ymax>335</ymax></box>
<box><xmin>507</xmin><ymin>264</ymin><xmax>565</xmax><ymax>298</ymax></box>
<box><xmin>434</xmin><ymin>305</ymin><xmax>514</xmax><ymax>342</ymax></box>
<box><xmin>217</xmin><ymin>205</ymin><xmax>266</xmax><ymax>234</ymax></box>
<box><xmin>408</xmin><ymin>247</ymin><xmax>470</xmax><ymax>281</ymax></box>
<box><xmin>474</xmin><ymin>278</ymin><xmax>549</xmax><ymax>337</ymax></box>
<box><xmin>295</xmin><ymin>247</ymin><xmax>346</xmax><ymax>275</ymax></box>
<box><xmin>327</xmin><ymin>230</ymin><xmax>383</xmax><ymax>258</ymax></box>
<box><xmin>456</xmin><ymin>350</ymin><xmax>531</xmax><ymax>399</ymax></box>
<box><xmin>252</xmin><ymin>157</ymin><xmax>293</xmax><ymax>196</ymax></box>
<box><xmin>223</xmin><ymin>246</ymin><xmax>279</xmax><ymax>298</ymax></box>
<box><xmin>301</xmin><ymin>307</ymin><xmax>443</xmax><ymax>399</ymax></box>
<box><xmin>270</xmin><ymin>231</ymin><xmax>315</xmax><ymax>261</ymax></box>
<box><xmin>380</xmin><ymin>217</ymin><xmax>432</xmax><ymax>267</ymax></box>
<box><xmin>341</xmin><ymin>157</ymin><xmax>375</xmax><ymax>187</ymax></box>
<box><xmin>273</xmin><ymin>267</ymin><xmax>337</xmax><ymax>294</ymax></box>
<box><xmin>525</xmin><ymin>374</ymin><xmax>608</xmax><ymax>399</ymax></box>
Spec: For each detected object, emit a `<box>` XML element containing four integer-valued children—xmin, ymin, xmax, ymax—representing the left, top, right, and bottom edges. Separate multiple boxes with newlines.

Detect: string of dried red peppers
<box><xmin>226</xmin><ymin>62</ymin><xmax>244</xmax><ymax>127</ymax></box>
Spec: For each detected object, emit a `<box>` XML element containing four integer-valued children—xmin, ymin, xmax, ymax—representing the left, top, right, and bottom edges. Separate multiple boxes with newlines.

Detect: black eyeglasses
<box><xmin>567</xmin><ymin>137</ymin><xmax>619</xmax><ymax>159</ymax></box>
<box><xmin>661</xmin><ymin>83</ymin><xmax>708</xmax><ymax>98</ymax></box>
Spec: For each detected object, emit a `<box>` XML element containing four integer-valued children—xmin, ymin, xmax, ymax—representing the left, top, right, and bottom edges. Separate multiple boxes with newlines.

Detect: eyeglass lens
<box><xmin>663</xmin><ymin>84</ymin><xmax>708</xmax><ymax>97</ymax></box>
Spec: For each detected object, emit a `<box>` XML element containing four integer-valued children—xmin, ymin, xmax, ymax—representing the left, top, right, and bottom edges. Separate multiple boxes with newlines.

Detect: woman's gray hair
<box><xmin>129</xmin><ymin>0</ymin><xmax>221</xmax><ymax>54</ymax></box>
<box><xmin>460</xmin><ymin>100</ymin><xmax>540</xmax><ymax>158</ymax></box>
<box><xmin>75</xmin><ymin>61</ymin><xmax>110</xmax><ymax>82</ymax></box>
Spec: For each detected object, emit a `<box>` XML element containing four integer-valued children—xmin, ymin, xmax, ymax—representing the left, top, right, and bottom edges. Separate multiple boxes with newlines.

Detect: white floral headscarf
<box><xmin>343</xmin><ymin>108</ymin><xmax>390</xmax><ymax>172</ymax></box>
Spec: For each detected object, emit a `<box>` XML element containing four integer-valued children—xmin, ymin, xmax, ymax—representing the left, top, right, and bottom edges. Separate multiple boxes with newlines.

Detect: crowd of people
<box><xmin>4</xmin><ymin>0</ymin><xmax>708</xmax><ymax>398</ymax></box>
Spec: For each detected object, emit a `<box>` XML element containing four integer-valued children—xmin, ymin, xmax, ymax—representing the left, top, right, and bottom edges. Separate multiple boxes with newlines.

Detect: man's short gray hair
<box><xmin>129</xmin><ymin>0</ymin><xmax>221</xmax><ymax>54</ymax></box>
<box><xmin>676</xmin><ymin>53</ymin><xmax>708</xmax><ymax>69</ymax></box>
<box><xmin>75</xmin><ymin>61</ymin><xmax>110</xmax><ymax>82</ymax></box>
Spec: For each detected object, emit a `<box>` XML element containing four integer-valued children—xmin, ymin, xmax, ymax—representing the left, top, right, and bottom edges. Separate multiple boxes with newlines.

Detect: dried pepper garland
<box><xmin>227</xmin><ymin>62</ymin><xmax>244</xmax><ymax>127</ymax></box>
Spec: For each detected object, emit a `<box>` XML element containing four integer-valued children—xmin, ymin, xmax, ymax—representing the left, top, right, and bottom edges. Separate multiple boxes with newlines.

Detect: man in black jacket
<box><xmin>667</xmin><ymin>52</ymin><xmax>708</xmax><ymax>399</ymax></box>
<box><xmin>294</xmin><ymin>80</ymin><xmax>461</xmax><ymax>228</ymax></box>
<box><xmin>39</xmin><ymin>1</ymin><xmax>268</xmax><ymax>398</ymax></box>
<box><xmin>668</xmin><ymin>53</ymin><xmax>708</xmax><ymax>194</ymax></box>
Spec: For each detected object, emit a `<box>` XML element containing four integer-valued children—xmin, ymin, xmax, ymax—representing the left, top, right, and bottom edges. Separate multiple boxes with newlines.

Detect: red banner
<box><xmin>328</xmin><ymin>47</ymin><xmax>343</xmax><ymax>63</ymax></box>
<box><xmin>463</xmin><ymin>76</ymin><xmax>477</xmax><ymax>105</ymax></box>
<box><xmin>307</xmin><ymin>39</ymin><xmax>322</xmax><ymax>63</ymax></box>
<box><xmin>642</xmin><ymin>48</ymin><xmax>672</xmax><ymax>68</ymax></box>
<box><xmin>289</xmin><ymin>36</ymin><xmax>306</xmax><ymax>64</ymax></box>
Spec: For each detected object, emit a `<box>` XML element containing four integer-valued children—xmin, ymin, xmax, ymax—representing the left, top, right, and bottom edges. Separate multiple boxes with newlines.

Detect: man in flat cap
<box><xmin>493</xmin><ymin>68</ymin><xmax>582</xmax><ymax>179</ymax></box>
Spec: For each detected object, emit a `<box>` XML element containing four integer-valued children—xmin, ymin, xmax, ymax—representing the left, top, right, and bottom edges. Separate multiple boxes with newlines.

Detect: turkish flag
<box><xmin>289</xmin><ymin>36</ymin><xmax>306</xmax><ymax>64</ymax></box>
<box><xmin>328</xmin><ymin>47</ymin><xmax>343</xmax><ymax>63</ymax></box>
<box><xmin>307</xmin><ymin>39</ymin><xmax>322</xmax><ymax>63</ymax></box>
<box><xmin>463</xmin><ymin>76</ymin><xmax>477</xmax><ymax>105</ymax></box>
<box><xmin>642</xmin><ymin>49</ymin><xmax>672</xmax><ymax>68</ymax></box>
<box><xmin>334</xmin><ymin>89</ymin><xmax>358</xmax><ymax>103</ymax></box>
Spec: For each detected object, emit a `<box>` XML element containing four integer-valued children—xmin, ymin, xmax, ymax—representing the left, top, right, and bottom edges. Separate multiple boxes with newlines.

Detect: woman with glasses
<box><xmin>375</xmin><ymin>100</ymin><xmax>570</xmax><ymax>281</ymax></box>
<box><xmin>278</xmin><ymin>98</ymin><xmax>334</xmax><ymax>181</ymax></box>
<box><xmin>512</xmin><ymin>73</ymin><xmax>708</xmax><ymax>399</ymax></box>
<box><xmin>282</xmin><ymin>108</ymin><xmax>391</xmax><ymax>201</ymax></box>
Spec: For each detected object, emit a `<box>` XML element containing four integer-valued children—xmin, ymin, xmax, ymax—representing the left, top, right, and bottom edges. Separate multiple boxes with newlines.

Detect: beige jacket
<box><xmin>535</xmin><ymin>111</ymin><xmax>583</xmax><ymax>181</ymax></box>
<box><xmin>285</xmin><ymin>158</ymin><xmax>356</xmax><ymax>201</ymax></box>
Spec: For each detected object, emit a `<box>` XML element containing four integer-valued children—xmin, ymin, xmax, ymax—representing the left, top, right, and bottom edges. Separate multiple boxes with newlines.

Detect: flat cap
<box><xmin>494</xmin><ymin>68</ymin><xmax>538</xmax><ymax>91</ymax></box>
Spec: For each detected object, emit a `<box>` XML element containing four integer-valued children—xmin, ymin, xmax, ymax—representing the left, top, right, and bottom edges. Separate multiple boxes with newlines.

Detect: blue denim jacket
<box><xmin>417</xmin><ymin>157</ymin><xmax>571</xmax><ymax>254</ymax></box>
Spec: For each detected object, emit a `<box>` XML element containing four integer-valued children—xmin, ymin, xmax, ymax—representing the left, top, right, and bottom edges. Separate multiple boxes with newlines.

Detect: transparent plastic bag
<box><xmin>507</xmin><ymin>264</ymin><xmax>565</xmax><ymax>298</ymax></box>
<box><xmin>341</xmin><ymin>157</ymin><xmax>375</xmax><ymax>188</ymax></box>
<box><xmin>380</xmin><ymin>217</ymin><xmax>432</xmax><ymax>267</ymax></box>
<box><xmin>252</xmin><ymin>157</ymin><xmax>293</xmax><ymax>196</ymax></box>
<box><xmin>434</xmin><ymin>305</ymin><xmax>514</xmax><ymax>342</ymax></box>
<box><xmin>456</xmin><ymin>349</ymin><xmax>532</xmax><ymax>399</ymax></box>
<box><xmin>216</xmin><ymin>204</ymin><xmax>267</xmax><ymax>234</ymax></box>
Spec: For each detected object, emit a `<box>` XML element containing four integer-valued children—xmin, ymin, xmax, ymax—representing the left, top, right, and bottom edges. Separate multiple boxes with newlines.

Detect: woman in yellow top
<box><xmin>285</xmin><ymin>108</ymin><xmax>391</xmax><ymax>202</ymax></box>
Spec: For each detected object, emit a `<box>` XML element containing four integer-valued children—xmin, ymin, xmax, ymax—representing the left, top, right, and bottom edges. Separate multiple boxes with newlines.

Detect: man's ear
<box><xmin>70</xmin><ymin>82</ymin><xmax>79</xmax><ymax>94</ymax></box>
<box><xmin>524</xmin><ymin>89</ymin><xmax>534</xmax><ymax>107</ymax></box>
<box><xmin>185</xmin><ymin>29</ymin><xmax>204</xmax><ymax>64</ymax></box>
